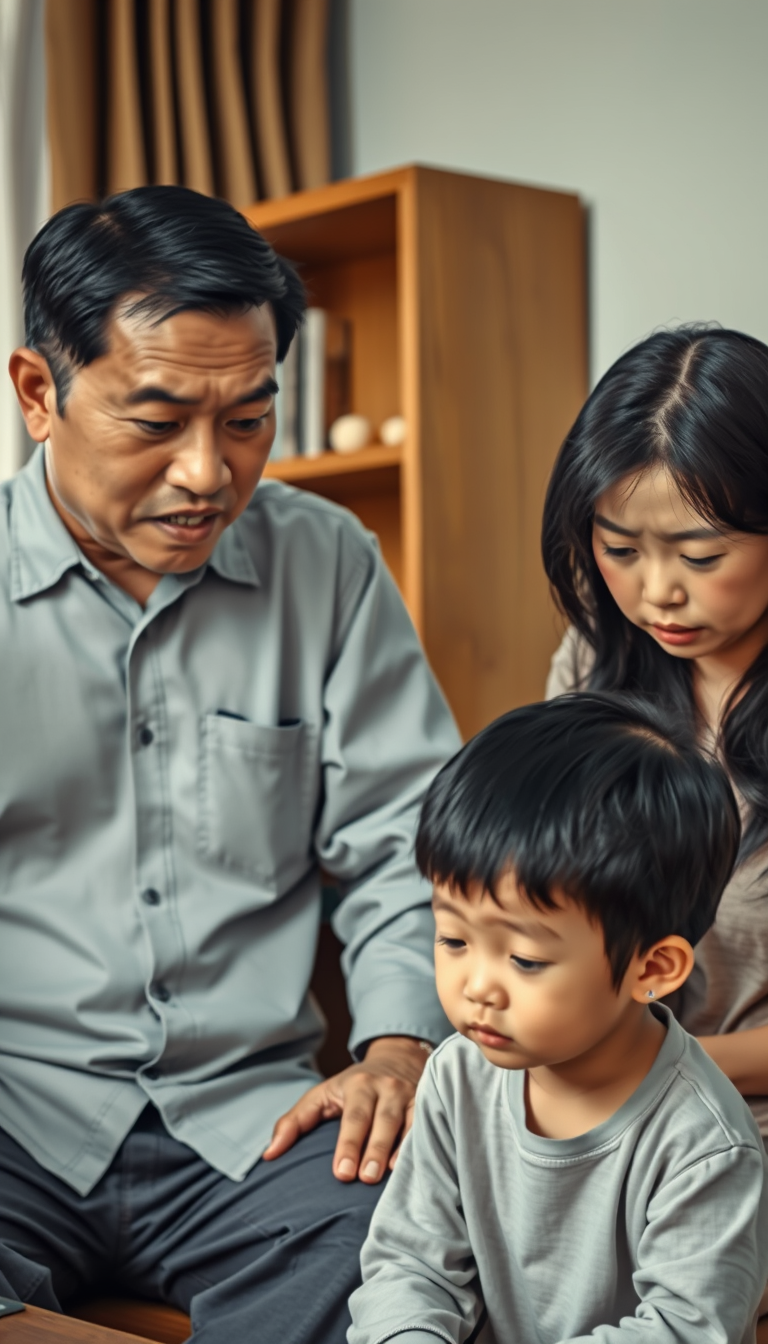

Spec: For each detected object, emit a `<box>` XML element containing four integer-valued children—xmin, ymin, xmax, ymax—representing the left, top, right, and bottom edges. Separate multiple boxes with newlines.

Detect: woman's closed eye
<box><xmin>682</xmin><ymin>553</ymin><xmax>726</xmax><ymax>568</ymax></box>
<box><xmin>601</xmin><ymin>544</ymin><xmax>636</xmax><ymax>560</ymax></box>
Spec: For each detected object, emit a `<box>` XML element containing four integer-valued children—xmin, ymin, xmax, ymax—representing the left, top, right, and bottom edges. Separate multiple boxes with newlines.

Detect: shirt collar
<box><xmin>9</xmin><ymin>445</ymin><xmax>260</xmax><ymax>601</ymax></box>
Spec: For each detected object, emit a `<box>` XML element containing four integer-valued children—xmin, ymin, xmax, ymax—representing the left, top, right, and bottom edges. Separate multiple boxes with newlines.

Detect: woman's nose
<box><xmin>642</xmin><ymin>562</ymin><xmax>686</xmax><ymax>608</ymax></box>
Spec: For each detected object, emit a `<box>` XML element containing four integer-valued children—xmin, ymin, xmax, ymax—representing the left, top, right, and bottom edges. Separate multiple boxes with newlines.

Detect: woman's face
<box><xmin>592</xmin><ymin>465</ymin><xmax>768</xmax><ymax>665</ymax></box>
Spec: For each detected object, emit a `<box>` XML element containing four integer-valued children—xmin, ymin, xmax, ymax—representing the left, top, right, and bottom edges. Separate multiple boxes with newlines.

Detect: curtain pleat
<box><xmin>148</xmin><ymin>0</ymin><xmax>178</xmax><ymax>185</ymax></box>
<box><xmin>45</xmin><ymin>0</ymin><xmax>333</xmax><ymax>209</ymax></box>
<box><xmin>288</xmin><ymin>0</ymin><xmax>331</xmax><ymax>190</ymax></box>
<box><xmin>45</xmin><ymin>0</ymin><xmax>97</xmax><ymax>210</ymax></box>
<box><xmin>174</xmin><ymin>0</ymin><xmax>215</xmax><ymax>195</ymax></box>
<box><xmin>107</xmin><ymin>0</ymin><xmax>147</xmax><ymax>194</ymax></box>
<box><xmin>251</xmin><ymin>0</ymin><xmax>292</xmax><ymax>200</ymax></box>
<box><xmin>211</xmin><ymin>0</ymin><xmax>258</xmax><ymax>202</ymax></box>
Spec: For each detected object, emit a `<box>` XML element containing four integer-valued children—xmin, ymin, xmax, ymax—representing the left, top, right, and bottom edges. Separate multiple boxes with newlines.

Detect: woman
<box><xmin>542</xmin><ymin>326</ymin><xmax>768</xmax><ymax>1160</ymax></box>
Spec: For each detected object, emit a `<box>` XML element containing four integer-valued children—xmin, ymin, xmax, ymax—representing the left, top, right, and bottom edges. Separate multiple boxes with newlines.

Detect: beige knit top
<box><xmin>546</xmin><ymin>626</ymin><xmax>768</xmax><ymax>1138</ymax></box>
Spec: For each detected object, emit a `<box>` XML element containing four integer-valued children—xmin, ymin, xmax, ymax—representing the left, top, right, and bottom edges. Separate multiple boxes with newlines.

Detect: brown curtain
<box><xmin>46</xmin><ymin>0</ymin><xmax>332</xmax><ymax>213</ymax></box>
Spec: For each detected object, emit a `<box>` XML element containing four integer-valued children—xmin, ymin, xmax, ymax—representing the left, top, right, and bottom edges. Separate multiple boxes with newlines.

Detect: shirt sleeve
<box><xmin>315</xmin><ymin>528</ymin><xmax>461</xmax><ymax>1054</ymax></box>
<box><xmin>348</xmin><ymin>1058</ymin><xmax>482</xmax><ymax>1344</ymax></box>
<box><xmin>564</xmin><ymin>1142</ymin><xmax>768</xmax><ymax>1344</ymax></box>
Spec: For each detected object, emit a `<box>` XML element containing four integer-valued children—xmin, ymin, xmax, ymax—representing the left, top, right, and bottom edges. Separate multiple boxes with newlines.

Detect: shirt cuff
<box><xmin>348</xmin><ymin>984</ymin><xmax>452</xmax><ymax>1060</ymax></box>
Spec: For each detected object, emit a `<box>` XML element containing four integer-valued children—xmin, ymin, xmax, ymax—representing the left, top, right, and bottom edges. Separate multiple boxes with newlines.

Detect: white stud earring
<box><xmin>646</xmin><ymin>989</ymin><xmax>655</xmax><ymax>999</ymax></box>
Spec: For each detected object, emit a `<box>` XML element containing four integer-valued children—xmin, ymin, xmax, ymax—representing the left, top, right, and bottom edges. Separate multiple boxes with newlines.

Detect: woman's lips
<box><xmin>651</xmin><ymin>623</ymin><xmax>704</xmax><ymax>646</ymax></box>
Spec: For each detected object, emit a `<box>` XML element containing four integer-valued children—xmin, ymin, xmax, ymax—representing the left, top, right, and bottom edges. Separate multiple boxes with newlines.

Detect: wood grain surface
<box><xmin>0</xmin><ymin>1304</ymin><xmax>148</xmax><ymax>1344</ymax></box>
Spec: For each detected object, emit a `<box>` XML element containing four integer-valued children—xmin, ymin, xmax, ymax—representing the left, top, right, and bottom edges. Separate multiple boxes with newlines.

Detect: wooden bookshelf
<box><xmin>245</xmin><ymin>165</ymin><xmax>587</xmax><ymax>740</ymax></box>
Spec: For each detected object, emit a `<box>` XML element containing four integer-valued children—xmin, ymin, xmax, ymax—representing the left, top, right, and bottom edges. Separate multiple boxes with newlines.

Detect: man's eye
<box><xmin>228</xmin><ymin>416</ymin><xmax>267</xmax><ymax>432</ymax></box>
<box><xmin>602</xmin><ymin>545</ymin><xmax>636</xmax><ymax>559</ymax></box>
<box><xmin>511</xmin><ymin>956</ymin><xmax>547</xmax><ymax>973</ymax></box>
<box><xmin>683</xmin><ymin>554</ymin><xmax>725</xmax><ymax>568</ymax></box>
<box><xmin>436</xmin><ymin>937</ymin><xmax>466</xmax><ymax>951</ymax></box>
<box><xmin>136</xmin><ymin>420</ymin><xmax>178</xmax><ymax>434</ymax></box>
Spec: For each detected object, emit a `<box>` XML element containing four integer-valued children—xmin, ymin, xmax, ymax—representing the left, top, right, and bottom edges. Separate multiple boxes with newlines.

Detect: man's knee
<box><xmin>0</xmin><ymin>1243</ymin><xmax>60</xmax><ymax>1311</ymax></box>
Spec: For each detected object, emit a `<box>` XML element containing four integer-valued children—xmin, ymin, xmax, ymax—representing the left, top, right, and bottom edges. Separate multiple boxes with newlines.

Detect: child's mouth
<box><xmin>469</xmin><ymin>1023</ymin><xmax>513</xmax><ymax>1048</ymax></box>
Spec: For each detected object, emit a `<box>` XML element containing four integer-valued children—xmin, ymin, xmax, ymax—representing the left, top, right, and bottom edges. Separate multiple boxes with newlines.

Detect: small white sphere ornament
<box><xmin>379</xmin><ymin>415</ymin><xmax>407</xmax><ymax>447</ymax></box>
<box><xmin>328</xmin><ymin>414</ymin><xmax>372</xmax><ymax>454</ymax></box>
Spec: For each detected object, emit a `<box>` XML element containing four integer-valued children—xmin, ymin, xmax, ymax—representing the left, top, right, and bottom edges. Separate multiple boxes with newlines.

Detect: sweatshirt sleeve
<box><xmin>564</xmin><ymin>1141</ymin><xmax>768</xmax><ymax>1344</ymax></box>
<box><xmin>347</xmin><ymin>1057</ymin><xmax>483</xmax><ymax>1344</ymax></box>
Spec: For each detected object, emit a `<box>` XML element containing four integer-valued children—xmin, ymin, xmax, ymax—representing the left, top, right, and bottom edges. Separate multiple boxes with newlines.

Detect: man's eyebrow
<box><xmin>431</xmin><ymin>892</ymin><xmax>562</xmax><ymax>938</ymax></box>
<box><xmin>593</xmin><ymin>513</ymin><xmax>722</xmax><ymax>543</ymax></box>
<box><xmin>123</xmin><ymin>377</ymin><xmax>279</xmax><ymax>408</ymax></box>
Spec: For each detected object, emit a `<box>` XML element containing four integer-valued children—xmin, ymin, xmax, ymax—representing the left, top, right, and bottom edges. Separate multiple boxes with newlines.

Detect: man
<box><xmin>0</xmin><ymin>186</ymin><xmax>459</xmax><ymax>1343</ymax></box>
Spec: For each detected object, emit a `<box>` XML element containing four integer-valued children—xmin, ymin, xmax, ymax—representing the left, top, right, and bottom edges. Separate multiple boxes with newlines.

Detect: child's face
<box><xmin>592</xmin><ymin>464</ymin><xmax>768</xmax><ymax>664</ymax></box>
<box><xmin>432</xmin><ymin>873</ymin><xmax>645</xmax><ymax>1071</ymax></box>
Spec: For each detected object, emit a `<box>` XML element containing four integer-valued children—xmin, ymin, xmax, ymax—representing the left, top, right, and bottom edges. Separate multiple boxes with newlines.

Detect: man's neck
<box><xmin>46</xmin><ymin>472</ymin><xmax>162</xmax><ymax>607</ymax></box>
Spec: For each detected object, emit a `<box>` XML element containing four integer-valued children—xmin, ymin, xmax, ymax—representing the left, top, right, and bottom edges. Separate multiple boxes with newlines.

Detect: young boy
<box><xmin>348</xmin><ymin>693</ymin><xmax>768</xmax><ymax>1344</ymax></box>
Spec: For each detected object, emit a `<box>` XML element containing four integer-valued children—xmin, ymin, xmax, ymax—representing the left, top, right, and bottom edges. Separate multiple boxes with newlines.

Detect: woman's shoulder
<box><xmin>545</xmin><ymin>625</ymin><xmax>595</xmax><ymax>699</ymax></box>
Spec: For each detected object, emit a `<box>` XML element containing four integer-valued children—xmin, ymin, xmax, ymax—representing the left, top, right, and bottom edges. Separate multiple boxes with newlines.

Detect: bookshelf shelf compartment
<box><xmin>264</xmin><ymin>445</ymin><xmax>401</xmax><ymax>487</ymax></box>
<box><xmin>245</xmin><ymin>166</ymin><xmax>587</xmax><ymax>739</ymax></box>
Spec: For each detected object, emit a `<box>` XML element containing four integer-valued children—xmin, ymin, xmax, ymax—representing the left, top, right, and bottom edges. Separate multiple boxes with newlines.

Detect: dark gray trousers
<box><xmin>0</xmin><ymin>1108</ymin><xmax>383</xmax><ymax>1343</ymax></box>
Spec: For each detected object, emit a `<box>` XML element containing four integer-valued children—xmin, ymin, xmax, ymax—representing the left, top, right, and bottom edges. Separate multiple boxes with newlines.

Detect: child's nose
<box><xmin>465</xmin><ymin>965</ymin><xmax>506</xmax><ymax>1007</ymax></box>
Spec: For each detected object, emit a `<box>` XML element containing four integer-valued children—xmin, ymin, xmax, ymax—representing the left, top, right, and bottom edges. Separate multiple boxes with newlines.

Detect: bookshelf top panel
<box><xmin>245</xmin><ymin>194</ymin><xmax>397</xmax><ymax>266</ymax></box>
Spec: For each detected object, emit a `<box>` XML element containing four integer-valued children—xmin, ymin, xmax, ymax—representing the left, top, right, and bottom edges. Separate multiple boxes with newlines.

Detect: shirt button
<box><xmin>139</xmin><ymin>725</ymin><xmax>154</xmax><ymax>746</ymax></box>
<box><xmin>144</xmin><ymin>1066</ymin><xmax>162</xmax><ymax>1081</ymax></box>
<box><xmin>150</xmin><ymin>982</ymin><xmax>171</xmax><ymax>1003</ymax></box>
<box><xmin>141</xmin><ymin>887</ymin><xmax>161</xmax><ymax>906</ymax></box>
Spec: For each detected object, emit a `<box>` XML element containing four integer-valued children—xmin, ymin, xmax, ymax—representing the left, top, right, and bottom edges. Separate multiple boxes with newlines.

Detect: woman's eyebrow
<box><xmin>593</xmin><ymin>513</ymin><xmax>638</xmax><ymax>537</ymax></box>
<box><xmin>594</xmin><ymin>513</ymin><xmax>722</xmax><ymax>542</ymax></box>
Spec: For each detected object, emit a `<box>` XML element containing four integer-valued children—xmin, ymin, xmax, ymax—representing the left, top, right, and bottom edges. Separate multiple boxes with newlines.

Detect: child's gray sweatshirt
<box><xmin>348</xmin><ymin>1008</ymin><xmax>768</xmax><ymax>1344</ymax></box>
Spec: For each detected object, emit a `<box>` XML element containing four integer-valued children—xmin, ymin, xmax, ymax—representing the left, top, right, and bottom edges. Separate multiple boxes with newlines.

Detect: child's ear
<box><xmin>629</xmin><ymin>936</ymin><xmax>695</xmax><ymax>1004</ymax></box>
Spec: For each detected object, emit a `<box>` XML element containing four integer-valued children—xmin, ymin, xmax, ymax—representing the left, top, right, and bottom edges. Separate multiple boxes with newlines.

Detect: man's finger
<box><xmin>263</xmin><ymin>1089</ymin><xmax>335</xmax><ymax>1160</ymax></box>
<box><xmin>332</xmin><ymin>1084</ymin><xmax>378</xmax><ymax>1180</ymax></box>
<box><xmin>358</xmin><ymin>1094</ymin><xmax>408</xmax><ymax>1183</ymax></box>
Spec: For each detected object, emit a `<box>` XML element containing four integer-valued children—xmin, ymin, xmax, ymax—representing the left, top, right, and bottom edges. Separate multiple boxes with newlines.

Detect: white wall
<box><xmin>349</xmin><ymin>0</ymin><xmax>768</xmax><ymax>383</ymax></box>
<box><xmin>0</xmin><ymin>0</ymin><xmax>48</xmax><ymax>480</ymax></box>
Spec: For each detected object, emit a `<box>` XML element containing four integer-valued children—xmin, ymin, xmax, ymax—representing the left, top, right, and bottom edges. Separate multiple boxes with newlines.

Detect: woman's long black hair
<box><xmin>542</xmin><ymin>325</ymin><xmax>768</xmax><ymax>862</ymax></box>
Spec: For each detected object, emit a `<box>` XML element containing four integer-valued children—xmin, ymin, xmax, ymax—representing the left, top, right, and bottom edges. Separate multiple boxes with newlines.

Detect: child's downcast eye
<box><xmin>436</xmin><ymin>936</ymin><xmax>466</xmax><ymax>951</ymax></box>
<box><xmin>511</xmin><ymin>956</ymin><xmax>547</xmax><ymax>973</ymax></box>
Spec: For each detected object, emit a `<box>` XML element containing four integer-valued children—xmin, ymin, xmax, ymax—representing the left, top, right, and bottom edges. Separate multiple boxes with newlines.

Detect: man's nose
<box><xmin>165</xmin><ymin>426</ymin><xmax>232</xmax><ymax>497</ymax></box>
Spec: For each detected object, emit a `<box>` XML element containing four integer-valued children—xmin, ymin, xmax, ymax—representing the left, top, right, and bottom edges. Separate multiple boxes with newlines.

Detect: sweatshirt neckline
<box><xmin>505</xmin><ymin>1004</ymin><xmax>685</xmax><ymax>1162</ymax></box>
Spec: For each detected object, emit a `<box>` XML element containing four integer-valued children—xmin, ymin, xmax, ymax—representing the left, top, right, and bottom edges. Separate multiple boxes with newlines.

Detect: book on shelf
<box><xmin>270</xmin><ymin>309</ymin><xmax>350</xmax><ymax>462</ymax></box>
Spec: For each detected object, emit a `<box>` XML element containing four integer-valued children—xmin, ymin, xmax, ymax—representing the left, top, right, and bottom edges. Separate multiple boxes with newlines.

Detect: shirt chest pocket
<box><xmin>198</xmin><ymin>715</ymin><xmax>319</xmax><ymax>895</ymax></box>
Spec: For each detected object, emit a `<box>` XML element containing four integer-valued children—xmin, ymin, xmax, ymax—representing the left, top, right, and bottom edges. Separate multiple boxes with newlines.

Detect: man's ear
<box><xmin>8</xmin><ymin>348</ymin><xmax>58</xmax><ymax>442</ymax></box>
<box><xmin>629</xmin><ymin>935</ymin><xmax>695</xmax><ymax>1004</ymax></box>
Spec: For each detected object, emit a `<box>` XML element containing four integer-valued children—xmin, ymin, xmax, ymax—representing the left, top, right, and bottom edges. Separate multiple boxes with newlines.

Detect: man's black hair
<box><xmin>22</xmin><ymin>185</ymin><xmax>306</xmax><ymax>413</ymax></box>
<box><xmin>416</xmin><ymin>692</ymin><xmax>740</xmax><ymax>987</ymax></box>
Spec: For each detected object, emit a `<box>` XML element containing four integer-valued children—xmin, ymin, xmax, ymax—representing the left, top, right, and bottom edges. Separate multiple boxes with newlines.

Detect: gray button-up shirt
<box><xmin>0</xmin><ymin>448</ymin><xmax>459</xmax><ymax>1195</ymax></box>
